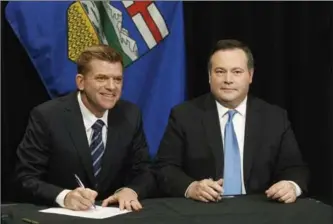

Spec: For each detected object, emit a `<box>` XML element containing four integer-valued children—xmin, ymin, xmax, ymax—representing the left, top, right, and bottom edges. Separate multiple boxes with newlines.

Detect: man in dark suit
<box><xmin>154</xmin><ymin>39</ymin><xmax>309</xmax><ymax>204</ymax></box>
<box><xmin>15</xmin><ymin>45</ymin><xmax>155</xmax><ymax>211</ymax></box>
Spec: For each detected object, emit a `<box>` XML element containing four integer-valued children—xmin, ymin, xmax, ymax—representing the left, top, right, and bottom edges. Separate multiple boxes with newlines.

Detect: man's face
<box><xmin>209</xmin><ymin>49</ymin><xmax>253</xmax><ymax>108</ymax></box>
<box><xmin>76</xmin><ymin>59</ymin><xmax>123</xmax><ymax>116</ymax></box>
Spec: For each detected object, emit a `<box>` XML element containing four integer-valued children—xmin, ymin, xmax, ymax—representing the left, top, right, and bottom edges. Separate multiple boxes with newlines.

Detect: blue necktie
<box><xmin>223</xmin><ymin>110</ymin><xmax>242</xmax><ymax>195</ymax></box>
<box><xmin>90</xmin><ymin>119</ymin><xmax>105</xmax><ymax>178</ymax></box>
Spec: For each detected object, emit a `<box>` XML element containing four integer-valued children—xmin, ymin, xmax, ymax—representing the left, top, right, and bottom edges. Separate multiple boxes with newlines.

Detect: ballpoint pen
<box><xmin>74</xmin><ymin>174</ymin><xmax>96</xmax><ymax>209</ymax></box>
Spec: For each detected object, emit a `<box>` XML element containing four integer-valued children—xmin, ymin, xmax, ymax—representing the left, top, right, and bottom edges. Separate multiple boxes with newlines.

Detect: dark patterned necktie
<box><xmin>90</xmin><ymin>119</ymin><xmax>105</xmax><ymax>178</ymax></box>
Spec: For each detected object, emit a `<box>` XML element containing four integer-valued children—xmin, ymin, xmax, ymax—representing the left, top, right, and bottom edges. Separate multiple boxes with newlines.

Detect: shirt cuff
<box><xmin>287</xmin><ymin>181</ymin><xmax>302</xmax><ymax>197</ymax></box>
<box><xmin>184</xmin><ymin>181</ymin><xmax>197</xmax><ymax>198</ymax></box>
<box><xmin>55</xmin><ymin>189</ymin><xmax>71</xmax><ymax>208</ymax></box>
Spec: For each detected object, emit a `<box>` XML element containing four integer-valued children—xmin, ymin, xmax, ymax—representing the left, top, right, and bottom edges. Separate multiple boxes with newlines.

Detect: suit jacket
<box><xmin>15</xmin><ymin>92</ymin><xmax>155</xmax><ymax>206</ymax></box>
<box><xmin>154</xmin><ymin>93</ymin><xmax>309</xmax><ymax>197</ymax></box>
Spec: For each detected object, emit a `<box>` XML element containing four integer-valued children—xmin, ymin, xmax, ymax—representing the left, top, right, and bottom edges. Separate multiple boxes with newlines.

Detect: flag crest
<box><xmin>6</xmin><ymin>1</ymin><xmax>186</xmax><ymax>155</ymax></box>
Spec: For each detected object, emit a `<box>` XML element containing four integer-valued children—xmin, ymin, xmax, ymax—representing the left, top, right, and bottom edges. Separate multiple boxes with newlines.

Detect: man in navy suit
<box><xmin>16</xmin><ymin>45</ymin><xmax>155</xmax><ymax>211</ymax></box>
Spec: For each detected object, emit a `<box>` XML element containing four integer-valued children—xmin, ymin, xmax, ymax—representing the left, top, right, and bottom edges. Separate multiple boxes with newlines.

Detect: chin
<box><xmin>220</xmin><ymin>96</ymin><xmax>237</xmax><ymax>102</ymax></box>
<box><xmin>102</xmin><ymin>103</ymin><xmax>116</xmax><ymax>110</ymax></box>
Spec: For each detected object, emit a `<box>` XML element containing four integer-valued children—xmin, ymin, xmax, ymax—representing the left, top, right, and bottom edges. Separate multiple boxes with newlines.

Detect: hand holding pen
<box><xmin>63</xmin><ymin>174</ymin><xmax>98</xmax><ymax>211</ymax></box>
<box><xmin>74</xmin><ymin>174</ymin><xmax>97</xmax><ymax>209</ymax></box>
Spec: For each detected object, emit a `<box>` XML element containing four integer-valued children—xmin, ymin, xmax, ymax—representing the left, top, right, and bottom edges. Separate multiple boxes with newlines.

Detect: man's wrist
<box><xmin>115</xmin><ymin>187</ymin><xmax>138</xmax><ymax>197</ymax></box>
<box><xmin>184</xmin><ymin>181</ymin><xmax>197</xmax><ymax>198</ymax></box>
<box><xmin>55</xmin><ymin>189</ymin><xmax>71</xmax><ymax>208</ymax></box>
<box><xmin>287</xmin><ymin>181</ymin><xmax>302</xmax><ymax>197</ymax></box>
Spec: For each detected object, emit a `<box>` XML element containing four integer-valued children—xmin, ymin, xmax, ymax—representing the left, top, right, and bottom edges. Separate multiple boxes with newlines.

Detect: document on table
<box><xmin>39</xmin><ymin>205</ymin><xmax>130</xmax><ymax>219</ymax></box>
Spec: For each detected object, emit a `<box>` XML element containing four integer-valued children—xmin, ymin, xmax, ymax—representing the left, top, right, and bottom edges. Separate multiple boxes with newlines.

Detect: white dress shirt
<box><xmin>55</xmin><ymin>92</ymin><xmax>108</xmax><ymax>207</ymax></box>
<box><xmin>185</xmin><ymin>96</ymin><xmax>301</xmax><ymax>197</ymax></box>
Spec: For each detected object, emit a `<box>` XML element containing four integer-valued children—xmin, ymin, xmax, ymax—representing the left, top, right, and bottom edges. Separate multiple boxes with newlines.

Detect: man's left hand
<box><xmin>101</xmin><ymin>188</ymin><xmax>142</xmax><ymax>211</ymax></box>
<box><xmin>265</xmin><ymin>180</ymin><xmax>297</xmax><ymax>203</ymax></box>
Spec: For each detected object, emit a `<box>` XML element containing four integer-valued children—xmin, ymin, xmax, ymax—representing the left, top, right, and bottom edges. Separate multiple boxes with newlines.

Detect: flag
<box><xmin>5</xmin><ymin>1</ymin><xmax>186</xmax><ymax>156</ymax></box>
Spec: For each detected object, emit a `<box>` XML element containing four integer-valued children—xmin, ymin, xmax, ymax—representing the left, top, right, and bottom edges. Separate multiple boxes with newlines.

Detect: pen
<box><xmin>74</xmin><ymin>174</ymin><xmax>96</xmax><ymax>209</ymax></box>
<box><xmin>22</xmin><ymin>218</ymin><xmax>39</xmax><ymax>224</ymax></box>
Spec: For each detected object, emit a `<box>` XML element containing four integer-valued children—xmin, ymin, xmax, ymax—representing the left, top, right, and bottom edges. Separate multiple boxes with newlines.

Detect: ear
<box><xmin>249</xmin><ymin>68</ymin><xmax>254</xmax><ymax>84</ymax></box>
<box><xmin>76</xmin><ymin>74</ymin><xmax>85</xmax><ymax>91</ymax></box>
<box><xmin>208</xmin><ymin>70</ymin><xmax>211</xmax><ymax>84</ymax></box>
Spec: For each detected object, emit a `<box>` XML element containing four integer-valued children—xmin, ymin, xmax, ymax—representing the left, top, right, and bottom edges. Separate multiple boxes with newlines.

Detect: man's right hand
<box><xmin>187</xmin><ymin>179</ymin><xmax>223</xmax><ymax>202</ymax></box>
<box><xmin>64</xmin><ymin>187</ymin><xmax>98</xmax><ymax>210</ymax></box>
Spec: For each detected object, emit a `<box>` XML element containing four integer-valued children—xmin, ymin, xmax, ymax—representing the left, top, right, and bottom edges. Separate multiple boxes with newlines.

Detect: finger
<box><xmin>135</xmin><ymin>201</ymin><xmax>143</xmax><ymax>210</ymax></box>
<box><xmin>130</xmin><ymin>200</ymin><xmax>141</xmax><ymax>211</ymax></box>
<box><xmin>119</xmin><ymin>199</ymin><xmax>125</xmax><ymax>210</ymax></box>
<box><xmin>216</xmin><ymin>179</ymin><xmax>223</xmax><ymax>186</ymax></box>
<box><xmin>278</xmin><ymin>190</ymin><xmax>293</xmax><ymax>202</ymax></box>
<box><xmin>77</xmin><ymin>191</ymin><xmax>95</xmax><ymax>207</ymax></box>
<box><xmin>90</xmin><ymin>189</ymin><xmax>98</xmax><ymax>198</ymax></box>
<box><xmin>71</xmin><ymin>204</ymin><xmax>83</xmax><ymax>211</ymax></box>
<box><xmin>266</xmin><ymin>183</ymin><xmax>285</xmax><ymax>197</ymax></box>
<box><xmin>272</xmin><ymin>187</ymin><xmax>289</xmax><ymax>200</ymax></box>
<box><xmin>284</xmin><ymin>196</ymin><xmax>296</xmax><ymax>204</ymax></box>
<box><xmin>76</xmin><ymin>195</ymin><xmax>93</xmax><ymax>208</ymax></box>
<box><xmin>200</xmin><ymin>190</ymin><xmax>216</xmax><ymax>202</ymax></box>
<box><xmin>101</xmin><ymin>200</ymin><xmax>108</xmax><ymax>207</ymax></box>
<box><xmin>203</xmin><ymin>185</ymin><xmax>220</xmax><ymax>200</ymax></box>
<box><xmin>202</xmin><ymin>179</ymin><xmax>222</xmax><ymax>195</ymax></box>
<box><xmin>207</xmin><ymin>181</ymin><xmax>223</xmax><ymax>194</ymax></box>
<box><xmin>71</xmin><ymin>191</ymin><xmax>92</xmax><ymax>208</ymax></box>
<box><xmin>79</xmin><ymin>189</ymin><xmax>96</xmax><ymax>204</ymax></box>
<box><xmin>198</xmin><ymin>196</ymin><xmax>209</xmax><ymax>203</ymax></box>
<box><xmin>72</xmin><ymin>199</ymin><xmax>90</xmax><ymax>211</ymax></box>
<box><xmin>102</xmin><ymin>195</ymin><xmax>117</xmax><ymax>207</ymax></box>
<box><xmin>124</xmin><ymin>200</ymin><xmax>132</xmax><ymax>211</ymax></box>
<box><xmin>85</xmin><ymin>188</ymin><xmax>98</xmax><ymax>200</ymax></box>
<box><xmin>265</xmin><ymin>186</ymin><xmax>276</xmax><ymax>196</ymax></box>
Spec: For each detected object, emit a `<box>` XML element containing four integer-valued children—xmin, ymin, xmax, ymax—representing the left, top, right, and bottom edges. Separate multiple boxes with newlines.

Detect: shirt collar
<box><xmin>216</xmin><ymin>96</ymin><xmax>248</xmax><ymax>118</ymax></box>
<box><xmin>77</xmin><ymin>92</ymin><xmax>108</xmax><ymax>131</ymax></box>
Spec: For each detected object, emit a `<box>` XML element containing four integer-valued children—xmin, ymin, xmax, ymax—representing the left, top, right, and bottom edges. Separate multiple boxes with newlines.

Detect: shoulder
<box><xmin>250</xmin><ymin>96</ymin><xmax>286</xmax><ymax>113</ymax></box>
<box><xmin>171</xmin><ymin>93</ymin><xmax>210</xmax><ymax>116</ymax></box>
<box><xmin>31</xmin><ymin>92</ymin><xmax>75</xmax><ymax>118</ymax></box>
<box><xmin>249</xmin><ymin>95</ymin><xmax>288</xmax><ymax>122</ymax></box>
<box><xmin>112</xmin><ymin>99</ymin><xmax>143</xmax><ymax>126</ymax></box>
<box><xmin>114</xmin><ymin>99</ymin><xmax>141</xmax><ymax>115</ymax></box>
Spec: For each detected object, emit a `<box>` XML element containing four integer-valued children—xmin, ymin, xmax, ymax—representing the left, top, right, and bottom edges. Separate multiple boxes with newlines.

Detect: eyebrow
<box><xmin>214</xmin><ymin>67</ymin><xmax>244</xmax><ymax>70</ymax></box>
<box><xmin>95</xmin><ymin>73</ymin><xmax>123</xmax><ymax>77</ymax></box>
<box><xmin>231</xmin><ymin>67</ymin><xmax>244</xmax><ymax>71</ymax></box>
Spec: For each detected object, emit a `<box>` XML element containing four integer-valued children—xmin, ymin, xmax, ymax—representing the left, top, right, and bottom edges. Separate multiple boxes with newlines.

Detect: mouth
<box><xmin>100</xmin><ymin>93</ymin><xmax>116</xmax><ymax>99</ymax></box>
<box><xmin>221</xmin><ymin>88</ymin><xmax>236</xmax><ymax>92</ymax></box>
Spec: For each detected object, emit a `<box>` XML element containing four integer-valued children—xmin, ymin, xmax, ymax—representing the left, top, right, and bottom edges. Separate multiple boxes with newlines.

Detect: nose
<box><xmin>105</xmin><ymin>78</ymin><xmax>116</xmax><ymax>90</ymax></box>
<box><xmin>224</xmin><ymin>72</ymin><xmax>233</xmax><ymax>84</ymax></box>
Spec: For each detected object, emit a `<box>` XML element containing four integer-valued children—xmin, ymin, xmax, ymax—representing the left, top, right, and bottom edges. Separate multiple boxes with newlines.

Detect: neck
<box><xmin>217</xmin><ymin>96</ymin><xmax>246</xmax><ymax>110</ymax></box>
<box><xmin>218</xmin><ymin>101</ymin><xmax>238</xmax><ymax>109</ymax></box>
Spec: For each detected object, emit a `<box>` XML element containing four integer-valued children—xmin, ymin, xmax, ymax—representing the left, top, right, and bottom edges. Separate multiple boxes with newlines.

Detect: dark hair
<box><xmin>76</xmin><ymin>44</ymin><xmax>123</xmax><ymax>75</ymax></box>
<box><xmin>208</xmin><ymin>39</ymin><xmax>254</xmax><ymax>72</ymax></box>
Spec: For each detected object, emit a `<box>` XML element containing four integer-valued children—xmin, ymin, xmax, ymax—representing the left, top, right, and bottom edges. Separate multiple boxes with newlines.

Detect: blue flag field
<box><xmin>5</xmin><ymin>1</ymin><xmax>186</xmax><ymax>155</ymax></box>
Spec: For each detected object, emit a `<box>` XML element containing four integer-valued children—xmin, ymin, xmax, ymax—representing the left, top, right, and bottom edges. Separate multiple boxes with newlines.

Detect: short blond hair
<box><xmin>76</xmin><ymin>44</ymin><xmax>123</xmax><ymax>75</ymax></box>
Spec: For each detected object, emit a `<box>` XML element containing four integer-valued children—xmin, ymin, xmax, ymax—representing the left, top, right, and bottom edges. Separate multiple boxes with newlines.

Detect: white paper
<box><xmin>39</xmin><ymin>205</ymin><xmax>130</xmax><ymax>219</ymax></box>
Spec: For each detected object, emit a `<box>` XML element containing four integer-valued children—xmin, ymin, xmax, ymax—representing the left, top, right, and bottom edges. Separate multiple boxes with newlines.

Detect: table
<box><xmin>1</xmin><ymin>195</ymin><xmax>332</xmax><ymax>224</ymax></box>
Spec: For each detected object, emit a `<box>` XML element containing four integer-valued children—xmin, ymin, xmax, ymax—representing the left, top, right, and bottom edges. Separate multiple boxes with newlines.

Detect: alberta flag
<box><xmin>5</xmin><ymin>1</ymin><xmax>186</xmax><ymax>155</ymax></box>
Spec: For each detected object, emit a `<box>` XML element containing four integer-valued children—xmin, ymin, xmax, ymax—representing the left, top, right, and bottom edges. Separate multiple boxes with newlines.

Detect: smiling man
<box><xmin>15</xmin><ymin>45</ymin><xmax>155</xmax><ymax>211</ymax></box>
<box><xmin>154</xmin><ymin>39</ymin><xmax>309</xmax><ymax>204</ymax></box>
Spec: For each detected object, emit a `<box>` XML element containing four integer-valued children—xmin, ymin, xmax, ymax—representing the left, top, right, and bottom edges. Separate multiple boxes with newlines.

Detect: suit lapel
<box><xmin>202</xmin><ymin>94</ymin><xmax>224</xmax><ymax>179</ymax></box>
<box><xmin>243</xmin><ymin>96</ymin><xmax>262</xmax><ymax>185</ymax></box>
<box><xmin>63</xmin><ymin>92</ymin><xmax>96</xmax><ymax>186</ymax></box>
<box><xmin>98</xmin><ymin>106</ymin><xmax>120</xmax><ymax>185</ymax></box>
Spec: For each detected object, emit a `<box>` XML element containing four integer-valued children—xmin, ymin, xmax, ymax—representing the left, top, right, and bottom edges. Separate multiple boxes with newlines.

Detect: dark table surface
<box><xmin>1</xmin><ymin>195</ymin><xmax>332</xmax><ymax>224</ymax></box>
